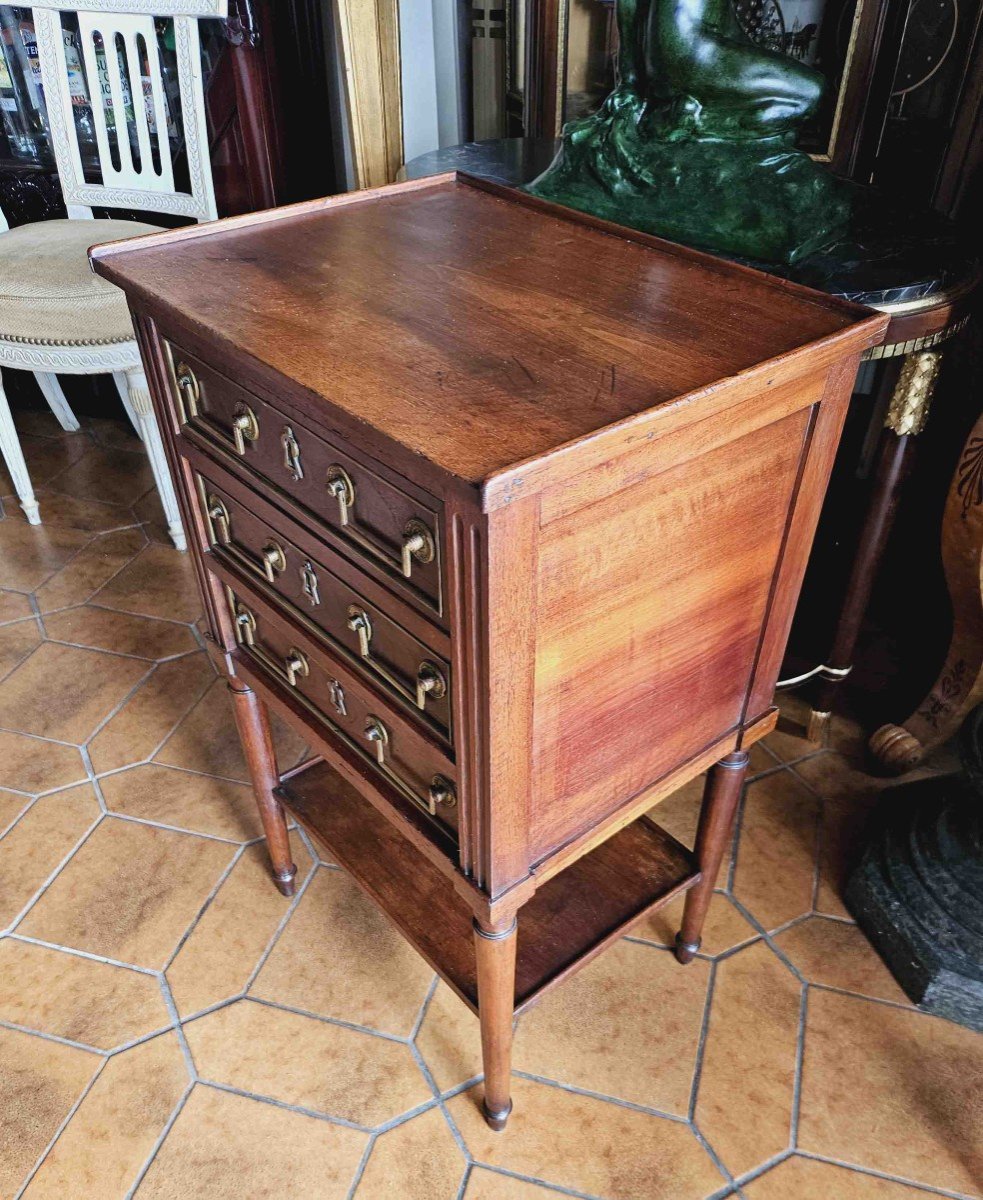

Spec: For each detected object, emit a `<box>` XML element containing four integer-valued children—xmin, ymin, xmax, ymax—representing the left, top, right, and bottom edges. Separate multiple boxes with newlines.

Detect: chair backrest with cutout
<box><xmin>31</xmin><ymin>1</ymin><xmax>226</xmax><ymax>223</ymax></box>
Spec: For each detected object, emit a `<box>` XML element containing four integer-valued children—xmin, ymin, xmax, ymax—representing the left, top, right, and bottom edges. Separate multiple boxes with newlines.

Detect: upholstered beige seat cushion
<box><xmin>0</xmin><ymin>218</ymin><xmax>161</xmax><ymax>346</ymax></box>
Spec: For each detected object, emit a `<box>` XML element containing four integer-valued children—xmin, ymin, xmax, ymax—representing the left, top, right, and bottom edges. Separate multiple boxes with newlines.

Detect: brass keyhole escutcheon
<box><xmin>301</xmin><ymin>560</ymin><xmax>320</xmax><ymax>606</ymax></box>
<box><xmin>281</xmin><ymin>425</ymin><xmax>304</xmax><ymax>482</ymax></box>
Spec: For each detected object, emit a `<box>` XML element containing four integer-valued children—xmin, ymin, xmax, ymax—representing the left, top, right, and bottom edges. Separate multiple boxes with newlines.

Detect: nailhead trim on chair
<box><xmin>0</xmin><ymin>333</ymin><xmax>133</xmax><ymax>347</ymax></box>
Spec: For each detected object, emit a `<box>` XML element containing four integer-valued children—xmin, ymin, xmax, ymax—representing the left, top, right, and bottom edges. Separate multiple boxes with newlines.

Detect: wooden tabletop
<box><xmin>92</xmin><ymin>175</ymin><xmax>883</xmax><ymax>486</ymax></box>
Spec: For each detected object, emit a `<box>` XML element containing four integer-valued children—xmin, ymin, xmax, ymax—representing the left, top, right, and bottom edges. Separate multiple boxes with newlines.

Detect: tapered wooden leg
<box><xmin>675</xmin><ymin>749</ymin><xmax>749</xmax><ymax>964</ymax></box>
<box><xmin>474</xmin><ymin>915</ymin><xmax>517</xmax><ymax>1131</ymax></box>
<box><xmin>809</xmin><ymin>349</ymin><xmax>942</xmax><ymax>741</ymax></box>
<box><xmin>229</xmin><ymin>680</ymin><xmax>297</xmax><ymax>896</ymax></box>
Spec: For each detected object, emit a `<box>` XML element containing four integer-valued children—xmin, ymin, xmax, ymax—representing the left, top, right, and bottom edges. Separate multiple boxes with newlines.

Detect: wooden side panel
<box><xmin>741</xmin><ymin>356</ymin><xmax>859</xmax><ymax>723</ymax></box>
<box><xmin>530</xmin><ymin>405</ymin><xmax>812</xmax><ymax>860</ymax></box>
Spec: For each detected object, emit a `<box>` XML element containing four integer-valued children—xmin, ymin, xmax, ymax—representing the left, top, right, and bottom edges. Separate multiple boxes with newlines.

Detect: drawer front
<box><xmin>196</xmin><ymin>472</ymin><xmax>453</xmax><ymax>741</ymax></box>
<box><xmin>226</xmin><ymin>586</ymin><xmax>458</xmax><ymax>839</ymax></box>
<box><xmin>165</xmin><ymin>342</ymin><xmax>443</xmax><ymax>612</ymax></box>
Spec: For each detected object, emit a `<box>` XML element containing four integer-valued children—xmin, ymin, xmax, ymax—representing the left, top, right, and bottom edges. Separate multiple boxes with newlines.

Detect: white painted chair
<box><xmin>0</xmin><ymin>0</ymin><xmax>227</xmax><ymax>551</ymax></box>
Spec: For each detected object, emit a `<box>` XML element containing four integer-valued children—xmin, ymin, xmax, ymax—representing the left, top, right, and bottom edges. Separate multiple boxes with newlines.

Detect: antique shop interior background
<box><xmin>1</xmin><ymin>1</ymin><xmax>982</xmax><ymax>1198</ymax></box>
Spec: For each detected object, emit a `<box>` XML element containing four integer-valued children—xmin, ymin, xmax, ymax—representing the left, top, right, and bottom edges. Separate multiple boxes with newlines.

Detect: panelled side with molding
<box><xmin>91</xmin><ymin>173</ymin><xmax>886</xmax><ymax>1130</ymax></box>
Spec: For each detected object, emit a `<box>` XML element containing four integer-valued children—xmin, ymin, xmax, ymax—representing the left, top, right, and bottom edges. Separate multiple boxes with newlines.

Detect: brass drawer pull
<box><xmin>400</xmin><ymin>519</ymin><xmax>435</xmax><ymax>579</ymax></box>
<box><xmin>346</xmin><ymin>605</ymin><xmax>373</xmax><ymax>657</ymax></box>
<box><xmin>325</xmin><ymin>466</ymin><xmax>437</xmax><ymax>585</ymax></box>
<box><xmin>348</xmin><ymin>606</ymin><xmax>447</xmax><ymax>714</ymax></box>
<box><xmin>415</xmin><ymin>661</ymin><xmax>447</xmax><ymax>710</ymax></box>
<box><xmin>363</xmin><ymin>715</ymin><xmax>389</xmax><ymax>764</ymax></box>
<box><xmin>363</xmin><ymin>716</ymin><xmax>457</xmax><ymax>816</ymax></box>
<box><xmin>204</xmin><ymin>488</ymin><xmax>288</xmax><ymax>587</ymax></box>
<box><xmin>229</xmin><ymin>592</ymin><xmax>453</xmax><ymax>826</ymax></box>
<box><xmin>281</xmin><ymin>425</ymin><xmax>304</xmax><ymax>482</ymax></box>
<box><xmin>234</xmin><ymin>605</ymin><xmax>256</xmax><ymax>646</ymax></box>
<box><xmin>207</xmin><ymin>495</ymin><xmax>231</xmax><ymax>543</ymax></box>
<box><xmin>175</xmin><ymin>361</ymin><xmax>200</xmax><ymax>419</ymax></box>
<box><xmin>428</xmin><ymin>775</ymin><xmax>457</xmax><ymax>813</ymax></box>
<box><xmin>285</xmin><ymin>649</ymin><xmax>309</xmax><ymax>687</ymax></box>
<box><xmin>260</xmin><ymin>541</ymin><xmax>287</xmax><ymax>582</ymax></box>
<box><xmin>300</xmin><ymin>560</ymin><xmax>320</xmax><ymax>607</ymax></box>
<box><xmin>325</xmin><ymin>466</ymin><xmax>355</xmax><ymax>526</ymax></box>
<box><xmin>231</xmin><ymin>404</ymin><xmax>260</xmax><ymax>456</ymax></box>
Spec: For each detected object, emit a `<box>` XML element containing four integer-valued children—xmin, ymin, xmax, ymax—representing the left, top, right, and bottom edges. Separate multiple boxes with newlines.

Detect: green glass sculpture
<box><xmin>526</xmin><ymin>0</ymin><xmax>852</xmax><ymax>265</ymax></box>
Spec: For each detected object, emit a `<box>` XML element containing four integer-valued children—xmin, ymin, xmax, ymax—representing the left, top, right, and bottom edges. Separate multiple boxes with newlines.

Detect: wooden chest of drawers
<box><xmin>91</xmin><ymin>174</ymin><xmax>886</xmax><ymax>1130</ymax></box>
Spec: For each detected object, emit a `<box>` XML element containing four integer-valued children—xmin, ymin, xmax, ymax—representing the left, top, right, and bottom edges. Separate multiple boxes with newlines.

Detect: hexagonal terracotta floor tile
<box><xmin>731</xmin><ymin>769</ymin><xmax>820</xmax><ymax>932</ymax></box>
<box><xmin>0</xmin><ymin>642</ymin><xmax>148</xmax><ymax>743</ymax></box>
<box><xmin>513</xmin><ymin>938</ymin><xmax>710</xmax><ymax>1114</ymax></box>
<box><xmin>449</xmin><ymin>1076</ymin><xmax>726</xmax><ymax>1200</ymax></box>
<box><xmin>0</xmin><ymin>1026</ymin><xmax>99</xmax><ymax>1197</ymax></box>
<box><xmin>135</xmin><ymin>1084</ymin><xmax>367</xmax><ymax>1199</ymax></box>
<box><xmin>250</xmin><ymin>868</ymin><xmax>435</xmax><ymax>1037</ymax></box>
<box><xmin>772</xmin><ymin>916</ymin><xmax>910</xmax><ymax>1005</ymax></box>
<box><xmin>0</xmin><ymin>939</ymin><xmax>170</xmax><ymax>1050</ymax></box>
<box><xmin>20</xmin><ymin>1032</ymin><xmax>188</xmax><ymax>1199</ymax></box>
<box><xmin>798</xmin><ymin>988</ymin><xmax>983</xmax><ymax>1195</ymax></box>
<box><xmin>354</xmin><ymin>1106</ymin><xmax>465</xmax><ymax>1199</ymax></box>
<box><xmin>167</xmin><ymin>832</ymin><xmax>313</xmax><ymax>1018</ymax></box>
<box><xmin>43</xmin><ymin>605</ymin><xmax>197</xmax><ymax>661</ymax></box>
<box><xmin>693</xmin><ymin>940</ymin><xmax>801</xmax><ymax>1179</ymax></box>
<box><xmin>18</xmin><ymin>817</ymin><xmax>236</xmax><ymax>968</ymax></box>
<box><xmin>184</xmin><ymin>999</ymin><xmax>432</xmax><ymax>1127</ymax></box>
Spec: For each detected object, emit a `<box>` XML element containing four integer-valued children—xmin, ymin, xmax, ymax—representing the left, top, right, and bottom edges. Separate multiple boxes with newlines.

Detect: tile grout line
<box><xmin>4</xmin><ymin>811</ymin><xmax>106</xmax><ymax>934</ymax></box>
<box><xmin>690</xmin><ymin>1122</ymin><xmax>741</xmax><ymax>1196</ymax></box>
<box><xmin>12</xmin><ymin>1055</ymin><xmax>110</xmax><ymax>1200</ymax></box>
<box><xmin>160</xmin><ymin>843</ymin><xmax>248</xmax><ymax>974</ymax></box>
<box><xmin>193</xmin><ymin>1077</ymin><xmax>377</xmax><ymax>1133</ymax></box>
<box><xmin>0</xmin><ymin>1015</ymin><xmax>111</xmax><ymax>1056</ymax></box>
<box><xmin>124</xmin><ymin>1082</ymin><xmax>195</xmax><ymax>1200</ymax></box>
<box><xmin>789</xmin><ymin>980</ymin><xmax>809</xmax><ymax>1150</ymax></box>
<box><xmin>688</xmin><ymin>956</ymin><xmax>717</xmax><ymax>1123</ymax></box>
<box><xmin>240</xmin><ymin>854</ymin><xmax>320</xmax><ymax>992</ymax></box>
<box><xmin>794</xmin><ymin>1150</ymin><xmax>981</xmax><ymax>1200</ymax></box>
<box><xmin>245</xmin><ymin>993</ymin><xmax>415</xmax><ymax>1047</ymax></box>
<box><xmin>343</xmin><ymin>1133</ymin><xmax>380</xmax><ymax>1200</ymax></box>
<box><xmin>5</xmin><ymin>931</ymin><xmax>161</xmax><ymax>975</ymax></box>
<box><xmin>90</xmin><ymin>809</ymin><xmax>253</xmax><ymax>846</ymax></box>
<box><xmin>511</xmin><ymin>1069</ymin><xmax>691</xmax><ymax>1124</ymax></box>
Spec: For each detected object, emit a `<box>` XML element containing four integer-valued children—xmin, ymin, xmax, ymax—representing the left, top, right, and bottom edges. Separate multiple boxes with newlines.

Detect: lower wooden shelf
<box><xmin>278</xmin><ymin>758</ymin><xmax>700</xmax><ymax>1015</ymax></box>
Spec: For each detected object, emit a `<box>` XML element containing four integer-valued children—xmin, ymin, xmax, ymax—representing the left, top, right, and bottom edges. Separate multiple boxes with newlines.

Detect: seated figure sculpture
<box><xmin>528</xmin><ymin>0</ymin><xmax>852</xmax><ymax>264</ymax></box>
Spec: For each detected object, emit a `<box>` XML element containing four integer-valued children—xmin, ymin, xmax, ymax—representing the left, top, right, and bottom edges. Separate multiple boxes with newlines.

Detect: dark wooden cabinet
<box><xmin>92</xmin><ymin>174</ymin><xmax>884</xmax><ymax>1130</ymax></box>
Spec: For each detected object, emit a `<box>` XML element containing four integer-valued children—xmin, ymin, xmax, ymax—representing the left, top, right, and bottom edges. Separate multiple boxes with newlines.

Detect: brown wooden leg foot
<box><xmin>474</xmin><ymin>915</ymin><xmax>517</xmax><ymax>1132</ymax></box>
<box><xmin>229</xmin><ymin>680</ymin><xmax>297</xmax><ymax>895</ymax></box>
<box><xmin>674</xmin><ymin>932</ymin><xmax>701</xmax><ymax>965</ymax></box>
<box><xmin>676</xmin><ymin>749</ymin><xmax>749</xmax><ymax>962</ymax></box>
